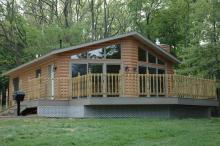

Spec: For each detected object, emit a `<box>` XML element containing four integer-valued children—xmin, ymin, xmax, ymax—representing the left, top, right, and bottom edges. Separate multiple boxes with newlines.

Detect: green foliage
<box><xmin>177</xmin><ymin>43</ymin><xmax>220</xmax><ymax>79</ymax></box>
<box><xmin>0</xmin><ymin>0</ymin><xmax>220</xmax><ymax>82</ymax></box>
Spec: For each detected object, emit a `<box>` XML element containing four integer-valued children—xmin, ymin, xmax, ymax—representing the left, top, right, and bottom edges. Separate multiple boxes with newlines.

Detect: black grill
<box><xmin>13</xmin><ymin>91</ymin><xmax>25</xmax><ymax>116</ymax></box>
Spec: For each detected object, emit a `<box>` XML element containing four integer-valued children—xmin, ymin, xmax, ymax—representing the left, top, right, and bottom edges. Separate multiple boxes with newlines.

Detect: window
<box><xmin>148</xmin><ymin>67</ymin><xmax>157</xmax><ymax>74</ymax></box>
<box><xmin>88</xmin><ymin>64</ymin><xmax>103</xmax><ymax>73</ymax></box>
<box><xmin>158</xmin><ymin>69</ymin><xmax>165</xmax><ymax>74</ymax></box>
<box><xmin>72</xmin><ymin>64</ymin><xmax>87</xmax><ymax>77</ymax></box>
<box><xmin>106</xmin><ymin>65</ymin><xmax>121</xmax><ymax>73</ymax></box>
<box><xmin>35</xmin><ymin>69</ymin><xmax>41</xmax><ymax>78</ymax></box>
<box><xmin>71</xmin><ymin>52</ymin><xmax>87</xmax><ymax>59</ymax></box>
<box><xmin>139</xmin><ymin>66</ymin><xmax>147</xmax><ymax>74</ymax></box>
<box><xmin>13</xmin><ymin>77</ymin><xmax>19</xmax><ymax>91</ymax></box>
<box><xmin>106</xmin><ymin>44</ymin><xmax>121</xmax><ymax>59</ymax></box>
<box><xmin>138</xmin><ymin>47</ymin><xmax>146</xmax><ymax>62</ymax></box>
<box><xmin>70</xmin><ymin>44</ymin><xmax>121</xmax><ymax>60</ymax></box>
<box><xmin>158</xmin><ymin>58</ymin><xmax>165</xmax><ymax>65</ymax></box>
<box><xmin>88</xmin><ymin>48</ymin><xmax>104</xmax><ymax>59</ymax></box>
<box><xmin>148</xmin><ymin>53</ymin><xmax>156</xmax><ymax>63</ymax></box>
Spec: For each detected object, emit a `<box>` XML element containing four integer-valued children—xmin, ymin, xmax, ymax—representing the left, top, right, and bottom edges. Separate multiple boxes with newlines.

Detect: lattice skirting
<box><xmin>37</xmin><ymin>105</ymin><xmax>212</xmax><ymax>118</ymax></box>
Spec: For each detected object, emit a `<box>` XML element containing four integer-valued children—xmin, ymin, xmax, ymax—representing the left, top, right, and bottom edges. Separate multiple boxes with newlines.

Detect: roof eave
<box><xmin>2</xmin><ymin>53</ymin><xmax>55</xmax><ymax>76</ymax></box>
<box><xmin>133</xmin><ymin>33</ymin><xmax>181</xmax><ymax>64</ymax></box>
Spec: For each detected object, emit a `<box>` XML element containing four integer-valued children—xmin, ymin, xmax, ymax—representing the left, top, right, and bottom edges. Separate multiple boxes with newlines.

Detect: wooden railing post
<box><xmin>77</xmin><ymin>72</ymin><xmax>80</xmax><ymax>99</ymax></box>
<box><xmin>165</xmin><ymin>74</ymin><xmax>168</xmax><ymax>97</ymax></box>
<box><xmin>167</xmin><ymin>74</ymin><xmax>172</xmax><ymax>97</ymax></box>
<box><xmin>73</xmin><ymin>77</ymin><xmax>75</xmax><ymax>98</ymax></box>
<box><xmin>136</xmin><ymin>73</ymin><xmax>139</xmax><ymax>97</ymax></box>
<box><xmin>155</xmin><ymin>74</ymin><xmax>158</xmax><ymax>97</ymax></box>
<box><xmin>87</xmin><ymin>70</ymin><xmax>92</xmax><ymax>98</ymax></box>
<box><xmin>147</xmin><ymin>73</ymin><xmax>150</xmax><ymax>97</ymax></box>
<box><xmin>68</xmin><ymin>77</ymin><xmax>72</xmax><ymax>99</ymax></box>
<box><xmin>119</xmin><ymin>70</ymin><xmax>124</xmax><ymax>97</ymax></box>
<box><xmin>103</xmin><ymin>73</ymin><xmax>107</xmax><ymax>97</ymax></box>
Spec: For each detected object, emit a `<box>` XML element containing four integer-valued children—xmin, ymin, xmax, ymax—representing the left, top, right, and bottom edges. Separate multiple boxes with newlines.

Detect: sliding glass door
<box><xmin>71</xmin><ymin>63</ymin><xmax>120</xmax><ymax>97</ymax></box>
<box><xmin>71</xmin><ymin>63</ymin><xmax>121</xmax><ymax>75</ymax></box>
<box><xmin>106</xmin><ymin>65</ymin><xmax>120</xmax><ymax>73</ymax></box>
<box><xmin>88</xmin><ymin>64</ymin><xmax>103</xmax><ymax>73</ymax></box>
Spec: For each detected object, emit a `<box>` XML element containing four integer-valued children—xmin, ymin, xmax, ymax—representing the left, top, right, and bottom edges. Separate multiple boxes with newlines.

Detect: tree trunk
<box><xmin>103</xmin><ymin>0</ymin><xmax>108</xmax><ymax>38</ymax></box>
<box><xmin>90</xmin><ymin>0</ymin><xmax>95</xmax><ymax>40</ymax></box>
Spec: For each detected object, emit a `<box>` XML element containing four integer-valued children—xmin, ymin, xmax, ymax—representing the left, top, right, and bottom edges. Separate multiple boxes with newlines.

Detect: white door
<box><xmin>48</xmin><ymin>64</ymin><xmax>55</xmax><ymax>99</ymax></box>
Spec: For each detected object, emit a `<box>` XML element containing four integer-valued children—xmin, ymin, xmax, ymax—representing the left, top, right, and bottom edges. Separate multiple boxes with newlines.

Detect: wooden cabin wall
<box><xmin>8</xmin><ymin>56</ymin><xmax>57</xmax><ymax>106</ymax></box>
<box><xmin>55</xmin><ymin>39</ymin><xmax>122</xmax><ymax>98</ymax></box>
<box><xmin>7</xmin><ymin>36</ymin><xmax>174</xmax><ymax>103</ymax></box>
<box><xmin>121</xmin><ymin>38</ymin><xmax>139</xmax><ymax>97</ymax></box>
<box><xmin>55</xmin><ymin>36</ymin><xmax>174</xmax><ymax>98</ymax></box>
<box><xmin>120</xmin><ymin>37</ymin><xmax>174</xmax><ymax>97</ymax></box>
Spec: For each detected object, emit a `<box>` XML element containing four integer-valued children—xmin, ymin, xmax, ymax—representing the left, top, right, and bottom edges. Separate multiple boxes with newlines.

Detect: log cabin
<box><xmin>2</xmin><ymin>32</ymin><xmax>218</xmax><ymax>117</ymax></box>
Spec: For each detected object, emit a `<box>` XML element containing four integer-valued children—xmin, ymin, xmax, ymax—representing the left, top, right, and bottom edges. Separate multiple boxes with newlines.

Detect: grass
<box><xmin>0</xmin><ymin>118</ymin><xmax>220</xmax><ymax>146</ymax></box>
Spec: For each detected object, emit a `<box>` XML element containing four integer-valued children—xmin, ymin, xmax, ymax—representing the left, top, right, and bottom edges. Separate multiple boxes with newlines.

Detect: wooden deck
<box><xmin>17</xmin><ymin>97</ymin><xmax>218</xmax><ymax>118</ymax></box>
<box><xmin>2</xmin><ymin>97</ymin><xmax>218</xmax><ymax>117</ymax></box>
<box><xmin>25</xmin><ymin>73</ymin><xmax>216</xmax><ymax>100</ymax></box>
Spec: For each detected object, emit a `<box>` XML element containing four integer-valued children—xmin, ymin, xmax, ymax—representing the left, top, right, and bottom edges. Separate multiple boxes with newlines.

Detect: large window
<box><xmin>158</xmin><ymin>69</ymin><xmax>165</xmax><ymax>74</ymax></box>
<box><xmin>88</xmin><ymin>64</ymin><xmax>103</xmax><ymax>73</ymax></box>
<box><xmin>148</xmin><ymin>53</ymin><xmax>156</xmax><ymax>64</ymax></box>
<box><xmin>138</xmin><ymin>66</ymin><xmax>147</xmax><ymax>74</ymax></box>
<box><xmin>158</xmin><ymin>58</ymin><xmax>165</xmax><ymax>65</ymax></box>
<box><xmin>72</xmin><ymin>64</ymin><xmax>87</xmax><ymax>77</ymax></box>
<box><xmin>106</xmin><ymin>65</ymin><xmax>121</xmax><ymax>73</ymax></box>
<box><xmin>88</xmin><ymin>48</ymin><xmax>104</xmax><ymax>59</ymax></box>
<box><xmin>72</xmin><ymin>63</ymin><xmax>121</xmax><ymax>76</ymax></box>
<box><xmin>13</xmin><ymin>77</ymin><xmax>19</xmax><ymax>91</ymax></box>
<box><xmin>138</xmin><ymin>46</ymin><xmax>166</xmax><ymax>66</ymax></box>
<box><xmin>106</xmin><ymin>45</ymin><xmax>121</xmax><ymax>59</ymax></box>
<box><xmin>148</xmin><ymin>67</ymin><xmax>157</xmax><ymax>74</ymax></box>
<box><xmin>35</xmin><ymin>69</ymin><xmax>41</xmax><ymax>78</ymax></box>
<box><xmin>71</xmin><ymin>52</ymin><xmax>87</xmax><ymax>59</ymax></box>
<box><xmin>71</xmin><ymin>44</ymin><xmax>121</xmax><ymax>60</ymax></box>
<box><xmin>138</xmin><ymin>47</ymin><xmax>146</xmax><ymax>62</ymax></box>
<box><xmin>138</xmin><ymin>66</ymin><xmax>165</xmax><ymax>74</ymax></box>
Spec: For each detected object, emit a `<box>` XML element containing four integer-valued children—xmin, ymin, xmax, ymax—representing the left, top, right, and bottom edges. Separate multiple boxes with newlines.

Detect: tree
<box><xmin>0</xmin><ymin>0</ymin><xmax>219</xmax><ymax>82</ymax></box>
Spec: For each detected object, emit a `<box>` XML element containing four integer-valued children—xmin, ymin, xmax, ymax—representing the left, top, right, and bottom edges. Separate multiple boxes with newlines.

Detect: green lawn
<box><xmin>0</xmin><ymin>118</ymin><xmax>220</xmax><ymax>146</ymax></box>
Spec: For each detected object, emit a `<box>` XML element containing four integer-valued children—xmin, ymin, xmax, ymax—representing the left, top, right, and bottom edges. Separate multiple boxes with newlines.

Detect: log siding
<box><xmin>7</xmin><ymin>36</ymin><xmax>174</xmax><ymax>104</ymax></box>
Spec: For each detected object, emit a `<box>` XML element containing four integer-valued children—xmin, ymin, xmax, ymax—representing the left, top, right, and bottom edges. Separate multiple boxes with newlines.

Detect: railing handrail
<box><xmin>27</xmin><ymin>73</ymin><xmax>216</xmax><ymax>82</ymax></box>
<box><xmin>24</xmin><ymin>73</ymin><xmax>216</xmax><ymax>100</ymax></box>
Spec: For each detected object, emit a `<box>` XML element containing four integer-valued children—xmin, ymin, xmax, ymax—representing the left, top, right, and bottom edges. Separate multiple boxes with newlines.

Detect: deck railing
<box><xmin>71</xmin><ymin>73</ymin><xmax>122</xmax><ymax>97</ymax></box>
<box><xmin>139</xmin><ymin>74</ymin><xmax>166</xmax><ymax>96</ymax></box>
<box><xmin>25</xmin><ymin>73</ymin><xmax>216</xmax><ymax>100</ymax></box>
<box><xmin>172</xmin><ymin>75</ymin><xmax>216</xmax><ymax>98</ymax></box>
